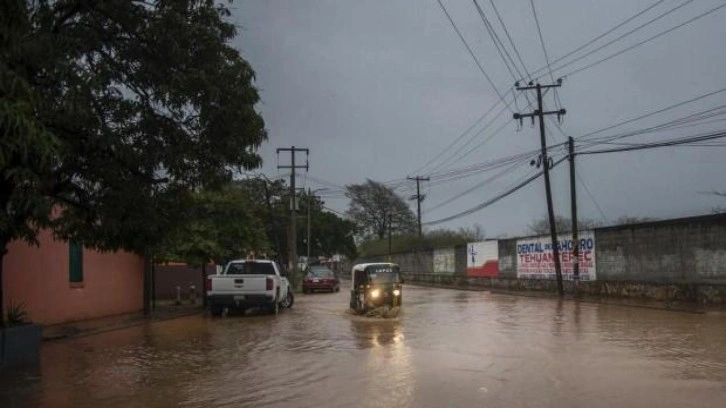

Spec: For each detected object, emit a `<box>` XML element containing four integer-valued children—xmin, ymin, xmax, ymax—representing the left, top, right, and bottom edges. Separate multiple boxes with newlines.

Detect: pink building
<box><xmin>2</xmin><ymin>229</ymin><xmax>144</xmax><ymax>325</ymax></box>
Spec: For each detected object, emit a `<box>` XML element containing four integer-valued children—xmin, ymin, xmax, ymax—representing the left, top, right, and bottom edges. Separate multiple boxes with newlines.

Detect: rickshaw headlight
<box><xmin>370</xmin><ymin>289</ymin><xmax>381</xmax><ymax>299</ymax></box>
<box><xmin>393</xmin><ymin>289</ymin><xmax>401</xmax><ymax>296</ymax></box>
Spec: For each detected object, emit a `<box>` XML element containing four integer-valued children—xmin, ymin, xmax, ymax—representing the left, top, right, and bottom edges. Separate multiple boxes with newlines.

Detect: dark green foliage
<box><xmin>358</xmin><ymin>227</ymin><xmax>483</xmax><ymax>257</ymax></box>
<box><xmin>157</xmin><ymin>183</ymin><xmax>269</xmax><ymax>267</ymax></box>
<box><xmin>1</xmin><ymin>0</ymin><xmax>266</xmax><ymax>253</ymax></box>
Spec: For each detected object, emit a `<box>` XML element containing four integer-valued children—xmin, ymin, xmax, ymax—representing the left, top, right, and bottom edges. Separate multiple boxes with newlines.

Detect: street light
<box><xmin>307</xmin><ymin>188</ymin><xmax>328</xmax><ymax>271</ymax></box>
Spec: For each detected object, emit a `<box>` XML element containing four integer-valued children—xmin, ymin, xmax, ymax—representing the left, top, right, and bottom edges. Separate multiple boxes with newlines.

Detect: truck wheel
<box><xmin>210</xmin><ymin>305</ymin><xmax>223</xmax><ymax>317</ymax></box>
<box><xmin>280</xmin><ymin>289</ymin><xmax>294</xmax><ymax>308</ymax></box>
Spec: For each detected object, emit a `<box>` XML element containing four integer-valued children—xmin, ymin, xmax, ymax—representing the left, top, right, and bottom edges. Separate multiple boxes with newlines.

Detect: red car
<box><xmin>303</xmin><ymin>266</ymin><xmax>340</xmax><ymax>293</ymax></box>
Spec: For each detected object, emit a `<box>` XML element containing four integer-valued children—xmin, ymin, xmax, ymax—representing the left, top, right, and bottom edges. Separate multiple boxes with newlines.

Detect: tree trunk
<box><xmin>1</xmin><ymin>243</ymin><xmax>7</xmax><ymax>363</ymax></box>
<box><xmin>143</xmin><ymin>252</ymin><xmax>151</xmax><ymax>316</ymax></box>
<box><xmin>0</xmin><ymin>243</ymin><xmax>7</xmax><ymax>329</ymax></box>
<box><xmin>201</xmin><ymin>263</ymin><xmax>207</xmax><ymax>307</ymax></box>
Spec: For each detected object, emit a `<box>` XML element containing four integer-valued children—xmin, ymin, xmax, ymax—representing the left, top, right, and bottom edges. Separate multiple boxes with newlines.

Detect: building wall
<box><xmin>595</xmin><ymin>214</ymin><xmax>726</xmax><ymax>283</ymax></box>
<box><xmin>3</xmin><ymin>229</ymin><xmax>144</xmax><ymax>325</ymax></box>
<box><xmin>154</xmin><ymin>263</ymin><xmax>212</xmax><ymax>300</ymax></box>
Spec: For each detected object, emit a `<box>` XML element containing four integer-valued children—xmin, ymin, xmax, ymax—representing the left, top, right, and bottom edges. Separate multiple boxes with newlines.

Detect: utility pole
<box><xmin>276</xmin><ymin>146</ymin><xmax>309</xmax><ymax>283</ymax></box>
<box><xmin>514</xmin><ymin>80</ymin><xmax>566</xmax><ymax>296</ymax></box>
<box><xmin>388</xmin><ymin>212</ymin><xmax>393</xmax><ymax>262</ymax></box>
<box><xmin>407</xmin><ymin>176</ymin><xmax>430</xmax><ymax>237</ymax></box>
<box><xmin>307</xmin><ymin>188</ymin><xmax>311</xmax><ymax>269</ymax></box>
<box><xmin>261</xmin><ymin>177</ymin><xmax>283</xmax><ymax>268</ymax></box>
<box><xmin>568</xmin><ymin>136</ymin><xmax>579</xmax><ymax>284</ymax></box>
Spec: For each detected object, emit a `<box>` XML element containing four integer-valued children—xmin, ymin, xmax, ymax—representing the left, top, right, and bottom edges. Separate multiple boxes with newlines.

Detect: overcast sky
<box><xmin>231</xmin><ymin>0</ymin><xmax>726</xmax><ymax>238</ymax></box>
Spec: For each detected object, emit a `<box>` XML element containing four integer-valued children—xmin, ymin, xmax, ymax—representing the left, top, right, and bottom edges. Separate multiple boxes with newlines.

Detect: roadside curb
<box><xmin>42</xmin><ymin>308</ymin><xmax>204</xmax><ymax>342</ymax></box>
<box><xmin>406</xmin><ymin>282</ymin><xmax>709</xmax><ymax>314</ymax></box>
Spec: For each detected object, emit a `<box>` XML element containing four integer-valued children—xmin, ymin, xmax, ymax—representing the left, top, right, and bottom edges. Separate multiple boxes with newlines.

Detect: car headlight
<box><xmin>370</xmin><ymin>289</ymin><xmax>380</xmax><ymax>299</ymax></box>
<box><xmin>393</xmin><ymin>289</ymin><xmax>400</xmax><ymax>296</ymax></box>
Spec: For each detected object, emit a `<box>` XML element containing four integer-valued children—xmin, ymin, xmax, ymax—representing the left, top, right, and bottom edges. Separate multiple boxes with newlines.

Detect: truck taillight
<box><xmin>205</xmin><ymin>277</ymin><xmax>212</xmax><ymax>292</ymax></box>
<box><xmin>266</xmin><ymin>276</ymin><xmax>274</xmax><ymax>291</ymax></box>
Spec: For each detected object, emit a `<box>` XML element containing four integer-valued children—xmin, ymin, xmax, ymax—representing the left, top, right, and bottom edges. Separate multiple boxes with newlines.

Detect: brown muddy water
<box><xmin>2</xmin><ymin>284</ymin><xmax>726</xmax><ymax>407</ymax></box>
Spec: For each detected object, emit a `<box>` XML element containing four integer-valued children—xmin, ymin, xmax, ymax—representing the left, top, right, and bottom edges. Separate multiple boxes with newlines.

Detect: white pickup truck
<box><xmin>206</xmin><ymin>259</ymin><xmax>294</xmax><ymax>316</ymax></box>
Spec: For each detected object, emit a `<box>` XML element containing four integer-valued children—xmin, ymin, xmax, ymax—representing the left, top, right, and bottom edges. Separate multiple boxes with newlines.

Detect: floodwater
<box><xmin>3</xmin><ymin>285</ymin><xmax>726</xmax><ymax>408</ymax></box>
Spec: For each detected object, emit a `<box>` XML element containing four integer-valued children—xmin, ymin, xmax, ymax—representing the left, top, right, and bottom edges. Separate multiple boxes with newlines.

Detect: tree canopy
<box><xmin>345</xmin><ymin>179</ymin><xmax>416</xmax><ymax>240</ymax></box>
<box><xmin>1</xmin><ymin>0</ymin><xmax>266</xmax><ymax>252</ymax></box>
<box><xmin>1</xmin><ymin>0</ymin><xmax>267</xmax><ymax>322</ymax></box>
<box><xmin>157</xmin><ymin>183</ymin><xmax>269</xmax><ymax>267</ymax></box>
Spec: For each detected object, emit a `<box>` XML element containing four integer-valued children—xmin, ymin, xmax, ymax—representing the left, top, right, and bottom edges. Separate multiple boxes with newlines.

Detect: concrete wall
<box><xmin>497</xmin><ymin>239</ymin><xmax>517</xmax><ymax>279</ymax></box>
<box><xmin>3</xmin><ymin>229</ymin><xmax>144</xmax><ymax>325</ymax></box>
<box><xmin>355</xmin><ymin>250</ymin><xmax>434</xmax><ymax>278</ymax></box>
<box><xmin>432</xmin><ymin>248</ymin><xmax>456</xmax><ymax>274</ymax></box>
<box><xmin>355</xmin><ymin>214</ymin><xmax>726</xmax><ymax>304</ymax></box>
<box><xmin>455</xmin><ymin>245</ymin><xmax>467</xmax><ymax>276</ymax></box>
<box><xmin>595</xmin><ymin>214</ymin><xmax>726</xmax><ymax>283</ymax></box>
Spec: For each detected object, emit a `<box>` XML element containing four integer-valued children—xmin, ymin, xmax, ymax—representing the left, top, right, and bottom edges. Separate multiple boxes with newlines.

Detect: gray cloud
<box><xmin>233</xmin><ymin>0</ymin><xmax>726</xmax><ymax>237</ymax></box>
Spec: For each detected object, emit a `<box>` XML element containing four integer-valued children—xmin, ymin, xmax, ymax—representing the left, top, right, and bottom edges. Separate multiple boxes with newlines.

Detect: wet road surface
<box><xmin>3</xmin><ymin>284</ymin><xmax>726</xmax><ymax>407</ymax></box>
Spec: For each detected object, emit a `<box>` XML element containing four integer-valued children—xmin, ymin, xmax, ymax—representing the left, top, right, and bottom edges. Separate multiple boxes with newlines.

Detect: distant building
<box><xmin>3</xmin><ymin>229</ymin><xmax>144</xmax><ymax>325</ymax></box>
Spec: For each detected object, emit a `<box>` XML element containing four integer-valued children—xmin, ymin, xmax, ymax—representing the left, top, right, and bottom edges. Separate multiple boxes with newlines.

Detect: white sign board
<box><xmin>466</xmin><ymin>240</ymin><xmax>499</xmax><ymax>277</ymax></box>
<box><xmin>516</xmin><ymin>231</ymin><xmax>597</xmax><ymax>281</ymax></box>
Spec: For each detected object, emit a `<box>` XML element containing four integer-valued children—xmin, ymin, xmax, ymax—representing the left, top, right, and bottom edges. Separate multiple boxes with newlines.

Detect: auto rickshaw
<box><xmin>349</xmin><ymin>262</ymin><xmax>404</xmax><ymax>314</ymax></box>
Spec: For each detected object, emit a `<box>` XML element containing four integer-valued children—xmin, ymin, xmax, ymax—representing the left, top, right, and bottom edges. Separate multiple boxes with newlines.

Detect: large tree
<box><xmin>345</xmin><ymin>179</ymin><xmax>416</xmax><ymax>240</ymax></box>
<box><xmin>235</xmin><ymin>178</ymin><xmax>358</xmax><ymax>263</ymax></box>
<box><xmin>297</xmin><ymin>191</ymin><xmax>357</xmax><ymax>260</ymax></box>
<box><xmin>1</xmin><ymin>1</ymin><xmax>266</xmax><ymax>322</ymax></box>
<box><xmin>157</xmin><ymin>184</ymin><xmax>269</xmax><ymax>268</ymax></box>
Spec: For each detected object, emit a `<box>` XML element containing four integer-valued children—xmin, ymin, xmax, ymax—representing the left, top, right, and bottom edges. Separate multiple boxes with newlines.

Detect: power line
<box><xmin>301</xmin><ymin>174</ymin><xmax>345</xmax><ymax>190</ymax></box>
<box><xmin>575</xmin><ymin>172</ymin><xmax>609</xmax><ymax>224</ymax></box>
<box><xmin>323</xmin><ymin>205</ymin><xmax>349</xmax><ymax>218</ymax></box>
<box><xmin>529</xmin><ymin>0</ymin><xmax>560</xmax><ymax>108</ymax></box>
<box><xmin>424</xmin><ymin>154</ymin><xmax>569</xmax><ymax>225</ymax></box>
<box><xmin>435</xmin><ymin>0</ymin><xmax>513</xmax><ymax>113</ymax></box>
<box><xmin>577</xmin><ymin>87</ymin><xmax>726</xmax><ymax>141</ymax></box>
<box><xmin>579</xmin><ymin>105</ymin><xmax>726</xmax><ymax>148</ymax></box>
<box><xmin>543</xmin><ymin>0</ymin><xmax>696</xmax><ymax>80</ymax></box>
<box><xmin>426</xmin><ymin>158</ymin><xmax>532</xmax><ymax>212</ymax></box>
<box><xmin>487</xmin><ymin>0</ymin><xmax>531</xmax><ymax>80</ymax></box>
<box><xmin>562</xmin><ymin>2</ymin><xmax>726</xmax><ymax>78</ymax></box>
<box><xmin>527</xmin><ymin>0</ymin><xmax>667</xmax><ymax>80</ymax></box>
<box><xmin>578</xmin><ymin>129</ymin><xmax>726</xmax><ymax>155</ymax></box>
<box><xmin>410</xmin><ymin>100</ymin><xmax>503</xmax><ymax>176</ymax></box>
<box><xmin>473</xmin><ymin>0</ymin><xmax>522</xmax><ymax>81</ymax></box>
<box><xmin>425</xmin><ymin>98</ymin><xmax>514</xmax><ymax>174</ymax></box>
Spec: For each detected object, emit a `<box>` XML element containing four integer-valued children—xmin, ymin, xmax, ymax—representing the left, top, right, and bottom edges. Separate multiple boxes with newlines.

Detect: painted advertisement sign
<box><xmin>466</xmin><ymin>240</ymin><xmax>499</xmax><ymax>277</ymax></box>
<box><xmin>433</xmin><ymin>248</ymin><xmax>456</xmax><ymax>274</ymax></box>
<box><xmin>516</xmin><ymin>232</ymin><xmax>597</xmax><ymax>281</ymax></box>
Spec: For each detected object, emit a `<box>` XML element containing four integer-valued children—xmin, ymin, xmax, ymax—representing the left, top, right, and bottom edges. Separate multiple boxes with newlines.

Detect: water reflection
<box><xmin>2</xmin><ymin>286</ymin><xmax>726</xmax><ymax>408</ymax></box>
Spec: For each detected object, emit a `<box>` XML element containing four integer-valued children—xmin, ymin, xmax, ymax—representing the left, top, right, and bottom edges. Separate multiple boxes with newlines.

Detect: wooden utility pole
<box><xmin>388</xmin><ymin>212</ymin><xmax>393</xmax><ymax>261</ymax></box>
<box><xmin>407</xmin><ymin>176</ymin><xmax>430</xmax><ymax>237</ymax></box>
<box><xmin>307</xmin><ymin>188</ymin><xmax>311</xmax><ymax>268</ymax></box>
<box><xmin>568</xmin><ymin>136</ymin><xmax>579</xmax><ymax>284</ymax></box>
<box><xmin>514</xmin><ymin>80</ymin><xmax>566</xmax><ymax>296</ymax></box>
<box><xmin>276</xmin><ymin>146</ymin><xmax>309</xmax><ymax>281</ymax></box>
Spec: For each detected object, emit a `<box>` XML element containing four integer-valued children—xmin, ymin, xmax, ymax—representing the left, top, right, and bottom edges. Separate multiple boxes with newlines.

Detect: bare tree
<box><xmin>345</xmin><ymin>180</ymin><xmax>417</xmax><ymax>239</ymax></box>
<box><xmin>527</xmin><ymin>215</ymin><xmax>602</xmax><ymax>235</ymax></box>
<box><xmin>458</xmin><ymin>223</ymin><xmax>485</xmax><ymax>241</ymax></box>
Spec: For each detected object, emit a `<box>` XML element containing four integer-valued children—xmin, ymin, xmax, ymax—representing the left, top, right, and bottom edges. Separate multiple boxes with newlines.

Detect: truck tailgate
<box><xmin>210</xmin><ymin>274</ymin><xmax>271</xmax><ymax>294</ymax></box>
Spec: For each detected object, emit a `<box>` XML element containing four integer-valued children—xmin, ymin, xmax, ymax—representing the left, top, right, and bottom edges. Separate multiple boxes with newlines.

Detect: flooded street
<box><xmin>3</xmin><ymin>284</ymin><xmax>726</xmax><ymax>408</ymax></box>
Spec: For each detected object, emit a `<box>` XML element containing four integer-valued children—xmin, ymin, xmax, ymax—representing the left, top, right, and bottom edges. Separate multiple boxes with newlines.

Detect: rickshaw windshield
<box><xmin>366</xmin><ymin>266</ymin><xmax>400</xmax><ymax>284</ymax></box>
